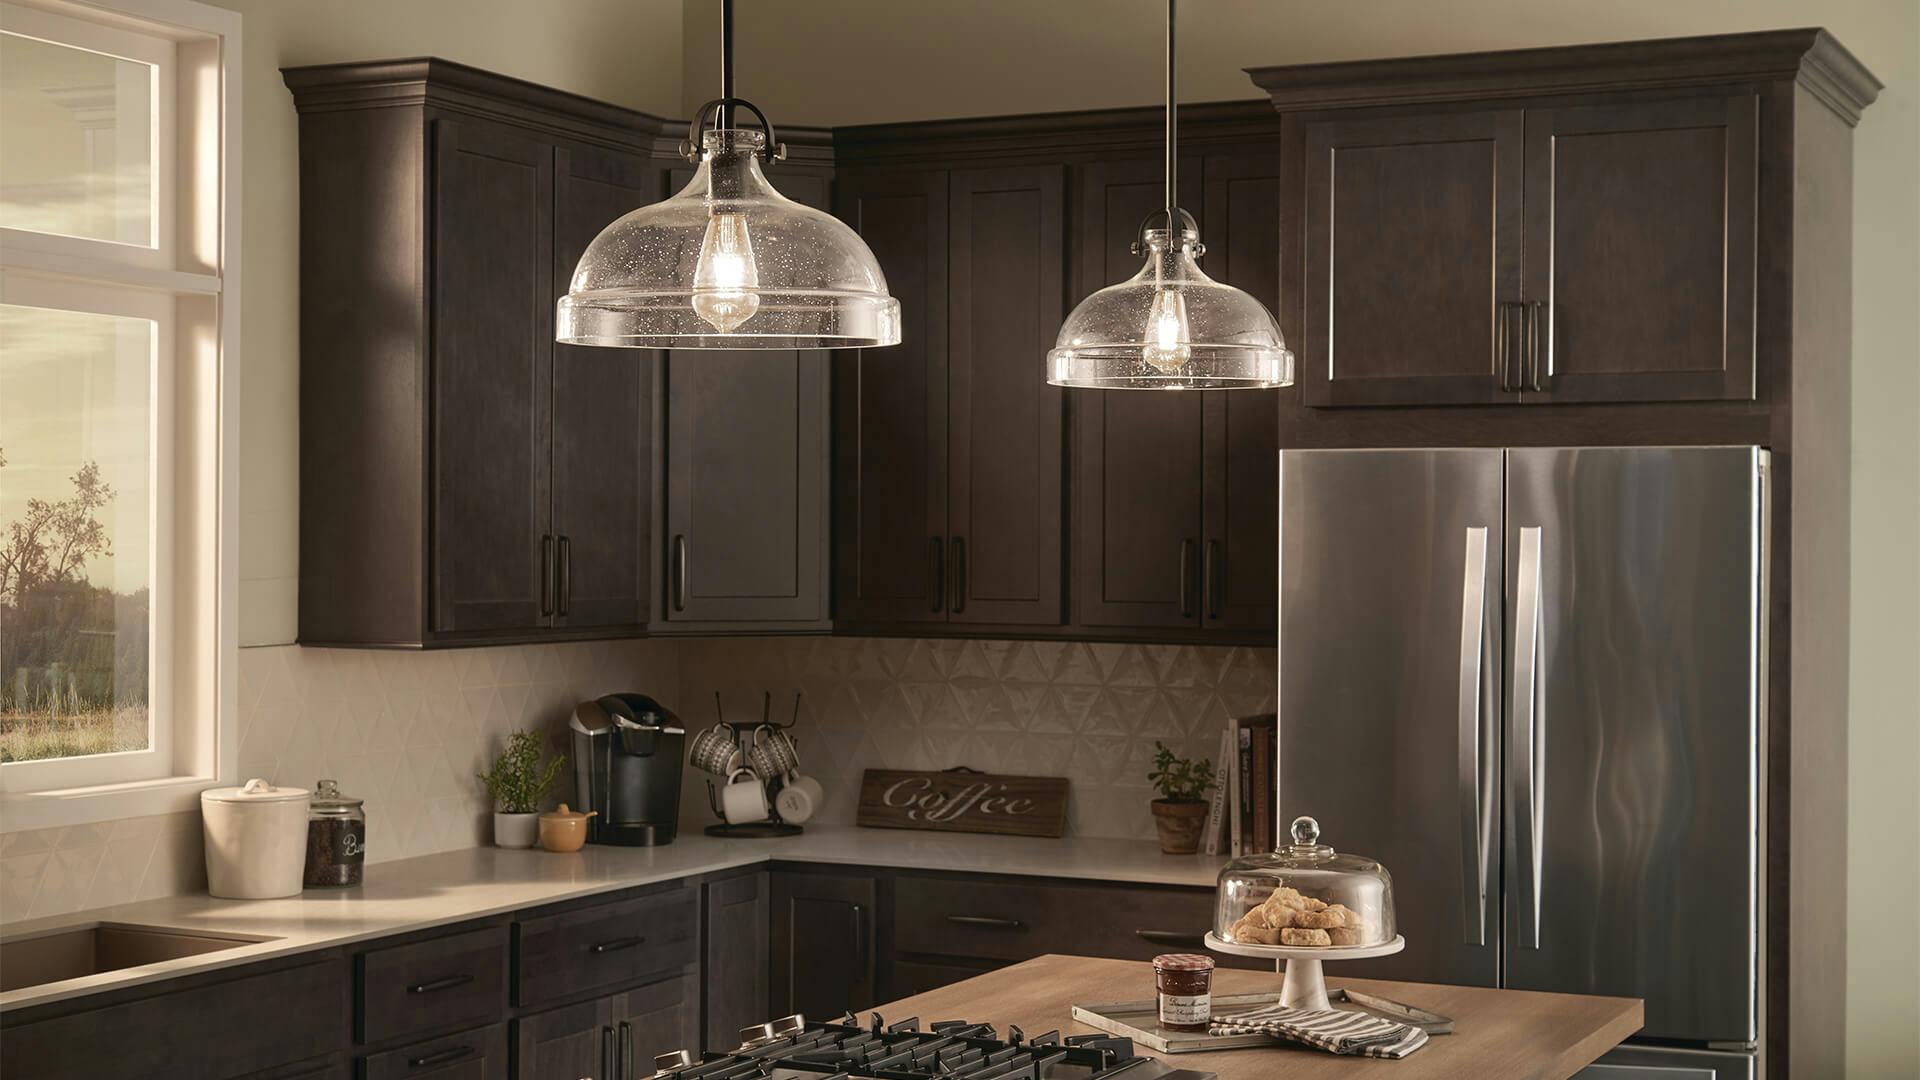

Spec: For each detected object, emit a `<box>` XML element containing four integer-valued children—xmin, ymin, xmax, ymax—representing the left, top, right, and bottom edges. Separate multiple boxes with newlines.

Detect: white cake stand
<box><xmin>1203</xmin><ymin>931</ymin><xmax>1406</xmax><ymax>1012</ymax></box>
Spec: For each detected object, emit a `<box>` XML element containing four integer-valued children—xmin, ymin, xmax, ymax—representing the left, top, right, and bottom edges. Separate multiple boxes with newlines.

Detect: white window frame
<box><xmin>0</xmin><ymin>0</ymin><xmax>237</xmax><ymax>830</ymax></box>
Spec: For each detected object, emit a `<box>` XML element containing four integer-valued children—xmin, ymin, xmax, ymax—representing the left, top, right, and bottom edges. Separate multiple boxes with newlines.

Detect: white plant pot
<box><xmin>493</xmin><ymin>811</ymin><xmax>540</xmax><ymax>849</ymax></box>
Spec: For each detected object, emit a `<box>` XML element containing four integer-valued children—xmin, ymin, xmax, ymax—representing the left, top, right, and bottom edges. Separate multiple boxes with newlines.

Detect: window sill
<box><xmin>0</xmin><ymin>776</ymin><xmax>216</xmax><ymax>832</ymax></box>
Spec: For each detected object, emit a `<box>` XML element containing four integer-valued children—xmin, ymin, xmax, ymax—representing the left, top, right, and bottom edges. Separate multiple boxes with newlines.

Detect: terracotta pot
<box><xmin>1150</xmin><ymin>799</ymin><xmax>1210</xmax><ymax>854</ymax></box>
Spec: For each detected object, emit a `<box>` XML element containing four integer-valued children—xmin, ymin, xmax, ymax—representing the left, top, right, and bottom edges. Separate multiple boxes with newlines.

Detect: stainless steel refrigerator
<box><xmin>1277</xmin><ymin>447</ymin><xmax>1768</xmax><ymax>1079</ymax></box>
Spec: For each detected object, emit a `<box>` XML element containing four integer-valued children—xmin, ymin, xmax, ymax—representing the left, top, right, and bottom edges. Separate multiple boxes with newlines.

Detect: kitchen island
<box><xmin>878</xmin><ymin>954</ymin><xmax>1643</xmax><ymax>1080</ymax></box>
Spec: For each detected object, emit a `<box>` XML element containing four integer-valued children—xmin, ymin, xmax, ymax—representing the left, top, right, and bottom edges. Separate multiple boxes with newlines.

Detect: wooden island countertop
<box><xmin>876</xmin><ymin>955</ymin><xmax>1643</xmax><ymax>1080</ymax></box>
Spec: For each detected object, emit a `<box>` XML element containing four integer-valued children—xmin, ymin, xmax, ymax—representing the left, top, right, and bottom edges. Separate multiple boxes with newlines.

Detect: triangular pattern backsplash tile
<box><xmin>676</xmin><ymin>636</ymin><xmax>1275</xmax><ymax>843</ymax></box>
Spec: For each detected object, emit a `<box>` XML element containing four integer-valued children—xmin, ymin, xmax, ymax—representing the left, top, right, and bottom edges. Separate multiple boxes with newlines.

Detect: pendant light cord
<box><xmin>719</xmin><ymin>0</ymin><xmax>735</xmax><ymax>127</ymax></box>
<box><xmin>1164</xmin><ymin>0</ymin><xmax>1177</xmax><ymax>223</ymax></box>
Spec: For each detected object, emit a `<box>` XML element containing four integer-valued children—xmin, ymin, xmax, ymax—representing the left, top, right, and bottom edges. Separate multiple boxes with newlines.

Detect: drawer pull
<box><xmin>1135</xmin><ymin>929</ymin><xmax>1205</xmax><ymax>947</ymax></box>
<box><xmin>408</xmin><ymin>1045</ymin><xmax>474</xmax><ymax>1069</ymax></box>
<box><xmin>406</xmin><ymin>973</ymin><xmax>475</xmax><ymax>995</ymax></box>
<box><xmin>946</xmin><ymin>915</ymin><xmax>1025</xmax><ymax>930</ymax></box>
<box><xmin>591</xmin><ymin>935</ymin><xmax>647</xmax><ymax>954</ymax></box>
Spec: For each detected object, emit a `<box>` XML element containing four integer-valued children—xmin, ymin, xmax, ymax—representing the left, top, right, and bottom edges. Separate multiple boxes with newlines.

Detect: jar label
<box><xmin>1159</xmin><ymin>993</ymin><xmax>1210</xmax><ymax>1026</ymax></box>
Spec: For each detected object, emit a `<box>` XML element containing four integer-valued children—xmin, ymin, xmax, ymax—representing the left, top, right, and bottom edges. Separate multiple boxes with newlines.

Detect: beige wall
<box><xmin>216</xmin><ymin>0</ymin><xmax>685</xmax><ymax>646</ymax></box>
<box><xmin>684</xmin><ymin>1</ymin><xmax>1919</xmax><ymax>1073</ymax></box>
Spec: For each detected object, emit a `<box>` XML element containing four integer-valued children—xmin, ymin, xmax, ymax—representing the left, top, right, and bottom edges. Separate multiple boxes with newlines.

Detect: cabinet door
<box><xmin>832</xmin><ymin>169</ymin><xmax>950</xmax><ymax>624</ymax></box>
<box><xmin>1199</xmin><ymin>151</ymin><xmax>1281</xmax><ymax>633</ymax></box>
<box><xmin>947</xmin><ymin>165</ymin><xmax>1066</xmax><ymax>625</ymax></box>
<box><xmin>1301</xmin><ymin>109</ymin><xmax>1524</xmax><ymax>406</ymax></box>
<box><xmin>1071</xmin><ymin>157</ymin><xmax>1206</xmax><ymax>630</ymax></box>
<box><xmin>514</xmin><ymin>998</ymin><xmax>605</xmax><ymax>1080</ymax></box>
<box><xmin>430</xmin><ymin>118</ymin><xmax>553</xmax><ymax>633</ymax></box>
<box><xmin>703</xmin><ymin>872</ymin><xmax>770</xmax><ymax>1053</ymax></box>
<box><xmin>551</xmin><ymin>144</ymin><xmax>655</xmax><ymax>630</ymax></box>
<box><xmin>1521</xmin><ymin>96</ymin><xmax>1758</xmax><ymax>403</ymax></box>
<box><xmin>770</xmin><ymin>872</ymin><xmax>876</xmax><ymax>1021</ymax></box>
<box><xmin>606</xmin><ymin>975</ymin><xmax>701</xmax><ymax>1069</ymax></box>
<box><xmin>662</xmin><ymin>351</ymin><xmax>828</xmax><ymax>622</ymax></box>
<box><xmin>362</xmin><ymin>1023</ymin><xmax>508</xmax><ymax>1080</ymax></box>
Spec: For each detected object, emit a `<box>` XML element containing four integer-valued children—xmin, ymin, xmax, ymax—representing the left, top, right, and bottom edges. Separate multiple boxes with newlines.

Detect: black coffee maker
<box><xmin>569</xmin><ymin>694</ymin><xmax>685</xmax><ymax>846</ymax></box>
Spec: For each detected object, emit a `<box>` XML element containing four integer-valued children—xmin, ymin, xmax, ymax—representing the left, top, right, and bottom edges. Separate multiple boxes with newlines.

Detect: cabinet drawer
<box><xmin>0</xmin><ymin>954</ymin><xmax>348</xmax><ymax>1079</ymax></box>
<box><xmin>516</xmin><ymin>887</ymin><xmax>698</xmax><ymax>1006</ymax></box>
<box><xmin>362</xmin><ymin>1022</ymin><xmax>508</xmax><ymax>1080</ymax></box>
<box><xmin>893</xmin><ymin>876</ymin><xmax>1214</xmax><ymax>963</ymax></box>
<box><xmin>358</xmin><ymin>924</ymin><xmax>509</xmax><ymax>1046</ymax></box>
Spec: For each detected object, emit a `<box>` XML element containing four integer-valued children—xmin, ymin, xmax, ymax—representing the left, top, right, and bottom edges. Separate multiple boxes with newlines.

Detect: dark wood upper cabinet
<box><xmin>657</xmin><ymin>169</ymin><xmax>833</xmax><ymax>629</ymax></box>
<box><xmin>552</xmin><ymin>144</ymin><xmax>656</xmax><ymax>631</ymax></box>
<box><xmin>832</xmin><ymin>169</ymin><xmax>951</xmax><ymax>624</ymax></box>
<box><xmin>429</xmin><ymin>118</ymin><xmax>555</xmax><ymax>635</ymax></box>
<box><xmin>945</xmin><ymin>165</ymin><xmax>1066</xmax><ymax>625</ymax></box>
<box><xmin>1300</xmin><ymin>109</ymin><xmax>1525</xmax><ymax>408</ymax></box>
<box><xmin>1522</xmin><ymin>95</ymin><xmax>1758</xmax><ymax>403</ymax></box>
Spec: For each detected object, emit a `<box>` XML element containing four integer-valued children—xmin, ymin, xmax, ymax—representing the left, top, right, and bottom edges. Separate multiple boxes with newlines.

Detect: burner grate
<box><xmin>652</xmin><ymin>1014</ymin><xmax>1155</xmax><ymax>1080</ymax></box>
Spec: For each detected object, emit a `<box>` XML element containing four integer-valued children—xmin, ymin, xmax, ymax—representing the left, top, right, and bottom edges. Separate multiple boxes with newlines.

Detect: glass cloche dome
<box><xmin>1214</xmin><ymin>816</ymin><xmax>1396</xmax><ymax>948</ymax></box>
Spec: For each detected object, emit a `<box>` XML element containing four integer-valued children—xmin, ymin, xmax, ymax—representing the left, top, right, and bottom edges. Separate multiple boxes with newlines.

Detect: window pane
<box><xmin>0</xmin><ymin>31</ymin><xmax>153</xmax><ymax>245</ymax></box>
<box><xmin>0</xmin><ymin>303</ymin><xmax>152</xmax><ymax>762</ymax></box>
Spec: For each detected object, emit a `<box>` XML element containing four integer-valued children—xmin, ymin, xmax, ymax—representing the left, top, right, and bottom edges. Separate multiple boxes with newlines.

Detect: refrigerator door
<box><xmin>1575</xmin><ymin>1045</ymin><xmax>1755</xmax><ymax>1080</ymax></box>
<box><xmin>1277</xmin><ymin>448</ymin><xmax>1504</xmax><ymax>988</ymax></box>
<box><xmin>1503</xmin><ymin>447</ymin><xmax>1765</xmax><ymax>1043</ymax></box>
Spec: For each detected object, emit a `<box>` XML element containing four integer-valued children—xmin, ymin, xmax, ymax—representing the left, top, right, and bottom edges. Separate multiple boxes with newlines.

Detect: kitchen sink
<box><xmin>0</xmin><ymin>923</ymin><xmax>272</xmax><ymax>992</ymax></box>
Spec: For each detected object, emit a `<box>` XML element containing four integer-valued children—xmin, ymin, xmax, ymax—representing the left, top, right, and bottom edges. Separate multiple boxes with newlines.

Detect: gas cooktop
<box><xmin>651</xmin><ymin>1014</ymin><xmax>1212</xmax><ymax>1080</ymax></box>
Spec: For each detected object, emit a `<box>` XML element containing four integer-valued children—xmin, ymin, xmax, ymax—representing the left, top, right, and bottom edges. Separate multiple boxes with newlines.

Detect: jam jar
<box><xmin>1152</xmin><ymin>953</ymin><xmax>1215</xmax><ymax>1031</ymax></box>
<box><xmin>302</xmin><ymin>779</ymin><xmax>366</xmax><ymax>887</ymax></box>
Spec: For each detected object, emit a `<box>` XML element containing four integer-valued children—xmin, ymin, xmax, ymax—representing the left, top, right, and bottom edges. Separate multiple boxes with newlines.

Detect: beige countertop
<box><xmin>883</xmin><ymin>954</ymin><xmax>1644</xmax><ymax>1080</ymax></box>
<box><xmin>0</xmin><ymin>824</ymin><xmax>1227</xmax><ymax>1013</ymax></box>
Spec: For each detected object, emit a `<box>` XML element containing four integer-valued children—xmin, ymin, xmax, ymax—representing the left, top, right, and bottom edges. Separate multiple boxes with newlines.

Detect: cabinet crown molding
<box><xmin>1246</xmin><ymin>27</ymin><xmax>1881</xmax><ymax>125</ymax></box>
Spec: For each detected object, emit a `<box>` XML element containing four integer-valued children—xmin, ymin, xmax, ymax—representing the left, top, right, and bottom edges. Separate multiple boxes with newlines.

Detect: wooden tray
<box><xmin>1070</xmin><ymin>991</ymin><xmax>1455</xmax><ymax>1053</ymax></box>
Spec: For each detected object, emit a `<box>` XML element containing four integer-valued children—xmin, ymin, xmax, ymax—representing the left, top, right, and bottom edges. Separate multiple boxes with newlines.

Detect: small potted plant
<box><xmin>479</xmin><ymin>730</ymin><xmax>566</xmax><ymax>849</ymax></box>
<box><xmin>1147</xmin><ymin>741</ymin><xmax>1216</xmax><ymax>854</ymax></box>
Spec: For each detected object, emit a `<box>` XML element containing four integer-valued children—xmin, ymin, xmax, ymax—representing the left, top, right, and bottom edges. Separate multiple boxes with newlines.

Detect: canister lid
<box><xmin>201</xmin><ymin>777</ymin><xmax>310</xmax><ymax>803</ymax></box>
<box><xmin>310</xmin><ymin>778</ymin><xmax>363</xmax><ymax>814</ymax></box>
<box><xmin>1152</xmin><ymin>953</ymin><xmax>1215</xmax><ymax>972</ymax></box>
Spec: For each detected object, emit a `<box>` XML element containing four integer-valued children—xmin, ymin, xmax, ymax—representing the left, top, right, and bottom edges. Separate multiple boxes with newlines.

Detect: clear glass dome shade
<box><xmin>557</xmin><ymin>129</ymin><xmax>900</xmax><ymax>349</ymax></box>
<box><xmin>1047</xmin><ymin>226</ymin><xmax>1293</xmax><ymax>389</ymax></box>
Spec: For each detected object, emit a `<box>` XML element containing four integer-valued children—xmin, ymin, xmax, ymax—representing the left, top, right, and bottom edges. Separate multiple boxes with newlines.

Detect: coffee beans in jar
<box><xmin>303</xmin><ymin>779</ymin><xmax>365</xmax><ymax>887</ymax></box>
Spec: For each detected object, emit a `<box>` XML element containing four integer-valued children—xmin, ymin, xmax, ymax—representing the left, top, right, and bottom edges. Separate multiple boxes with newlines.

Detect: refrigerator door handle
<box><xmin>1511</xmin><ymin>525</ymin><xmax>1546</xmax><ymax>949</ymax></box>
<box><xmin>1456</xmin><ymin>526</ymin><xmax>1493</xmax><ymax>946</ymax></box>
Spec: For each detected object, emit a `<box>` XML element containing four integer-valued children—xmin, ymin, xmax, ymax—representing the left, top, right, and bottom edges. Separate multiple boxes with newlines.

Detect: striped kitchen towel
<box><xmin>1208</xmin><ymin>1003</ymin><xmax>1430</xmax><ymax>1058</ymax></box>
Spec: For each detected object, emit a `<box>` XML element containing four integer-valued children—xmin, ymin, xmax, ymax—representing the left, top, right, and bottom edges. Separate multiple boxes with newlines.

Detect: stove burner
<box><xmin>651</xmin><ymin>1014</ymin><xmax>1164</xmax><ymax>1080</ymax></box>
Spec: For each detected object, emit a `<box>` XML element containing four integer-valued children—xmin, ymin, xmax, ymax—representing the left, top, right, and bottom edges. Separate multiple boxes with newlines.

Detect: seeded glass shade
<box><xmin>558</xmin><ymin>129</ymin><xmax>900</xmax><ymax>349</ymax></box>
<box><xmin>1048</xmin><ymin>226</ymin><xmax>1293</xmax><ymax>389</ymax></box>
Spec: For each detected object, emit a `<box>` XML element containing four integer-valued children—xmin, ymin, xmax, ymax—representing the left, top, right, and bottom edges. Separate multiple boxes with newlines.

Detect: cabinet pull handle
<box><xmin>1135</xmin><ymin>929</ymin><xmax>1205</xmax><ymax>947</ymax></box>
<box><xmin>1203</xmin><ymin>539</ymin><xmax>1222</xmax><ymax>621</ymax></box>
<box><xmin>541</xmin><ymin>535</ymin><xmax>555</xmax><ymax>616</ymax></box>
<box><xmin>558</xmin><ymin>534</ymin><xmax>572</xmax><ymax>616</ymax></box>
<box><xmin>946</xmin><ymin>914</ymin><xmax>1024</xmax><ymax>930</ymax></box>
<box><xmin>620</xmin><ymin>1020</ymin><xmax>634</xmax><ymax>1080</ymax></box>
<box><xmin>929</xmin><ymin>537</ymin><xmax>945</xmax><ymax>614</ymax></box>
<box><xmin>673</xmin><ymin>534</ymin><xmax>688</xmax><ymax>612</ymax></box>
<box><xmin>851</xmin><ymin>903</ymin><xmax>867</xmax><ymax>973</ymax></box>
<box><xmin>1496</xmin><ymin>302</ymin><xmax>1514</xmax><ymax>390</ymax></box>
<box><xmin>602</xmin><ymin>1025</ymin><xmax>616</xmax><ymax>1080</ymax></box>
<box><xmin>1179</xmin><ymin>539</ymin><xmax>1196</xmax><ymax>619</ymax></box>
<box><xmin>406</xmin><ymin>973</ymin><xmax>474</xmax><ymax>995</ymax></box>
<box><xmin>591</xmin><ymin>935</ymin><xmax>647</xmax><ymax>954</ymax></box>
<box><xmin>407</xmin><ymin>1045</ymin><xmax>474</xmax><ymax>1069</ymax></box>
<box><xmin>950</xmin><ymin>536</ymin><xmax>967</xmax><ymax>615</ymax></box>
<box><xmin>1525</xmin><ymin>301</ymin><xmax>1546</xmax><ymax>391</ymax></box>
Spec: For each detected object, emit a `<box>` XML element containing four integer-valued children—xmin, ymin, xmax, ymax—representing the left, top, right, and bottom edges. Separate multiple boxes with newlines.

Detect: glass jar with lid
<box><xmin>303</xmin><ymin>779</ymin><xmax>366</xmax><ymax>887</ymax></box>
<box><xmin>1214</xmin><ymin>815</ymin><xmax>1395</xmax><ymax>949</ymax></box>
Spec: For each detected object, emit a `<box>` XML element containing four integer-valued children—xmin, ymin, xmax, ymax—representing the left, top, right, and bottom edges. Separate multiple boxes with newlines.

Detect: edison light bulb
<box><xmin>1141</xmin><ymin>285</ymin><xmax>1192</xmax><ymax>373</ymax></box>
<box><xmin>691</xmin><ymin>211</ymin><xmax>760</xmax><ymax>333</ymax></box>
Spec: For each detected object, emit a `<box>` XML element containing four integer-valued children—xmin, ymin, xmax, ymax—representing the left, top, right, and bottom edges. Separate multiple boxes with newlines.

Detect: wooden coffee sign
<box><xmin>857</xmin><ymin>769</ymin><xmax>1070</xmax><ymax>838</ymax></box>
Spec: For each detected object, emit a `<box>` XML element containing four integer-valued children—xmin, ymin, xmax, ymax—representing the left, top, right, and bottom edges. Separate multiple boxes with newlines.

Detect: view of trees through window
<box><xmin>0</xmin><ymin>303</ymin><xmax>153</xmax><ymax>763</ymax></box>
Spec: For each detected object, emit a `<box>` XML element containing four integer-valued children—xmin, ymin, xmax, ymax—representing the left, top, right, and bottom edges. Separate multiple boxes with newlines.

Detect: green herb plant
<box><xmin>1148</xmin><ymin>741</ymin><xmax>1216</xmax><ymax>803</ymax></box>
<box><xmin>478</xmin><ymin>730</ymin><xmax>565</xmax><ymax>814</ymax></box>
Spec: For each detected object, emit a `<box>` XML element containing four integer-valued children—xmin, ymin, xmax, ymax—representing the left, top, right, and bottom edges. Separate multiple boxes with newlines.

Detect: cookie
<box><xmin>1300</xmin><ymin>895</ymin><xmax>1328</xmax><ymax>912</ymax></box>
<box><xmin>1325</xmin><ymin>927</ymin><xmax>1361</xmax><ymax>947</ymax></box>
<box><xmin>1279</xmin><ymin>927</ymin><xmax>1332</xmax><ymax>947</ymax></box>
<box><xmin>1258</xmin><ymin>900</ymin><xmax>1299</xmax><ymax>928</ymax></box>
<box><xmin>1325</xmin><ymin>904</ymin><xmax>1358</xmax><ymax>927</ymax></box>
<box><xmin>1240</xmin><ymin>924</ymin><xmax>1282</xmax><ymax>945</ymax></box>
<box><xmin>1293</xmin><ymin>908</ymin><xmax>1346</xmax><ymax>930</ymax></box>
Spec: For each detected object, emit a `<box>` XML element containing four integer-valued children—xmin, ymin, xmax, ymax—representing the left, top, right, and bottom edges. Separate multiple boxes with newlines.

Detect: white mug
<box><xmin>719</xmin><ymin>768</ymin><xmax>770</xmax><ymax>824</ymax></box>
<box><xmin>774</xmin><ymin>772</ymin><xmax>823</xmax><ymax>824</ymax></box>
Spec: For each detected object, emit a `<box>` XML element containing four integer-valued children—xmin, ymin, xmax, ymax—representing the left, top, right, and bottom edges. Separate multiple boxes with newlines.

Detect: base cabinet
<box><xmin>513</xmin><ymin>976</ymin><xmax>696</xmax><ymax>1080</ymax></box>
<box><xmin>770</xmin><ymin>871</ymin><xmax>878</xmax><ymax>1021</ymax></box>
<box><xmin>704</xmin><ymin>871</ymin><xmax>772</xmax><ymax>1052</ymax></box>
<box><xmin>364</xmin><ymin>1023</ymin><xmax>509</xmax><ymax>1080</ymax></box>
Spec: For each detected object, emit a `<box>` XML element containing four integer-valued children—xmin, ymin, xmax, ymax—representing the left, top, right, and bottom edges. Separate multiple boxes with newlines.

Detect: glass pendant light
<box><xmin>1047</xmin><ymin>0</ymin><xmax>1292</xmax><ymax>389</ymax></box>
<box><xmin>558</xmin><ymin>1</ymin><xmax>900</xmax><ymax>349</ymax></box>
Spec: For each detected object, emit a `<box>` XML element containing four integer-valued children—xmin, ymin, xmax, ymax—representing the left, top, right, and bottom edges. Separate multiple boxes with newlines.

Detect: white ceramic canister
<box><xmin>202</xmin><ymin>778</ymin><xmax>311</xmax><ymax>899</ymax></box>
